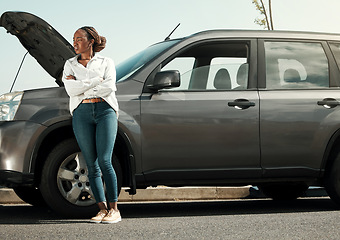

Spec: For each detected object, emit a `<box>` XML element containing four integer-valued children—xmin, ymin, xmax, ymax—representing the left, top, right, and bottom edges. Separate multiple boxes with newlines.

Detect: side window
<box><xmin>265</xmin><ymin>41</ymin><xmax>329</xmax><ymax>89</ymax></box>
<box><xmin>162</xmin><ymin>57</ymin><xmax>195</xmax><ymax>90</ymax></box>
<box><xmin>161</xmin><ymin>42</ymin><xmax>249</xmax><ymax>91</ymax></box>
<box><xmin>206</xmin><ymin>58</ymin><xmax>248</xmax><ymax>90</ymax></box>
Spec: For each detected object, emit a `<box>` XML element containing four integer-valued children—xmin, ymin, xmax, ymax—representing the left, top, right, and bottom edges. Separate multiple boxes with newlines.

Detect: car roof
<box><xmin>183</xmin><ymin>29</ymin><xmax>340</xmax><ymax>42</ymax></box>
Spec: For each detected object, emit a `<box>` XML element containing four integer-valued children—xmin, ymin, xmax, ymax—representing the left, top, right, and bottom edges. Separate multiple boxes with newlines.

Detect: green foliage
<box><xmin>252</xmin><ymin>0</ymin><xmax>274</xmax><ymax>30</ymax></box>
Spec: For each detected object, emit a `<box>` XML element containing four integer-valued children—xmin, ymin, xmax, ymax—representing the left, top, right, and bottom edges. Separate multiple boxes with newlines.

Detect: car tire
<box><xmin>13</xmin><ymin>186</ymin><xmax>46</xmax><ymax>207</ymax></box>
<box><xmin>324</xmin><ymin>151</ymin><xmax>340</xmax><ymax>207</ymax></box>
<box><xmin>258</xmin><ymin>183</ymin><xmax>308</xmax><ymax>200</ymax></box>
<box><xmin>40</xmin><ymin>138</ymin><xmax>122</xmax><ymax>218</ymax></box>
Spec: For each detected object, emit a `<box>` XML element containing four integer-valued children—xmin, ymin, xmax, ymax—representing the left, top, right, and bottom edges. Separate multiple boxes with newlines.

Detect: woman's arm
<box><xmin>62</xmin><ymin>61</ymin><xmax>102</xmax><ymax>97</ymax></box>
<box><xmin>84</xmin><ymin>58</ymin><xmax>117</xmax><ymax>98</ymax></box>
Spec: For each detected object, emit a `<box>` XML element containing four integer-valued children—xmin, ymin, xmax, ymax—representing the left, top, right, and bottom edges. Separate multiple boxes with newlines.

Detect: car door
<box><xmin>259</xmin><ymin>39</ymin><xmax>340</xmax><ymax>178</ymax></box>
<box><xmin>140</xmin><ymin>40</ymin><xmax>261</xmax><ymax>184</ymax></box>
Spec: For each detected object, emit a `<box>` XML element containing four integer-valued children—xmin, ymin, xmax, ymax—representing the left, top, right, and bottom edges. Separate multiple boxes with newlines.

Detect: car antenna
<box><xmin>164</xmin><ymin>23</ymin><xmax>180</xmax><ymax>41</ymax></box>
<box><xmin>10</xmin><ymin>51</ymin><xmax>29</xmax><ymax>93</ymax></box>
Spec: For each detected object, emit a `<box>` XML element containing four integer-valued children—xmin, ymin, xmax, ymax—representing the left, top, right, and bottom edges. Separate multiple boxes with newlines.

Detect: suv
<box><xmin>2</xmin><ymin>11</ymin><xmax>340</xmax><ymax>217</ymax></box>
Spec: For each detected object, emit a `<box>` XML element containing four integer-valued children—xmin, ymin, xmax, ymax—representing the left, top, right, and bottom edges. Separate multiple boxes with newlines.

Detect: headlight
<box><xmin>0</xmin><ymin>91</ymin><xmax>24</xmax><ymax>121</ymax></box>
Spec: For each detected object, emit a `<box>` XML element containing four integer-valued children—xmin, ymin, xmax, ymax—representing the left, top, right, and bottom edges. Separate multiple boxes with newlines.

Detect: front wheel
<box><xmin>40</xmin><ymin>139</ymin><xmax>122</xmax><ymax>218</ymax></box>
<box><xmin>13</xmin><ymin>186</ymin><xmax>46</xmax><ymax>207</ymax></box>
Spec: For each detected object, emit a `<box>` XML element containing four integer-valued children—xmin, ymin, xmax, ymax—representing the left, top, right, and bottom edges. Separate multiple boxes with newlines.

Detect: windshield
<box><xmin>116</xmin><ymin>40</ymin><xmax>180</xmax><ymax>82</ymax></box>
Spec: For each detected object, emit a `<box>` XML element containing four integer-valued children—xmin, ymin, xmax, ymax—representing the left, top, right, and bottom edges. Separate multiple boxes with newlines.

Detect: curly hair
<box><xmin>80</xmin><ymin>26</ymin><xmax>106</xmax><ymax>52</ymax></box>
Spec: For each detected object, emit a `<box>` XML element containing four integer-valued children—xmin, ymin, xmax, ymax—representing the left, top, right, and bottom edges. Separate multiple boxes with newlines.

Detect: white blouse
<box><xmin>62</xmin><ymin>54</ymin><xmax>119</xmax><ymax>115</ymax></box>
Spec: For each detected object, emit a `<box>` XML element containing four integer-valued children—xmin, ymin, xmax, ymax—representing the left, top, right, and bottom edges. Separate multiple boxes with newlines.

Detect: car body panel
<box><xmin>140</xmin><ymin>90</ymin><xmax>261</xmax><ymax>184</ymax></box>
<box><xmin>260</xmin><ymin>90</ymin><xmax>340</xmax><ymax>177</ymax></box>
<box><xmin>14</xmin><ymin>87</ymin><xmax>70</xmax><ymax>124</ymax></box>
<box><xmin>0</xmin><ymin>121</ymin><xmax>46</xmax><ymax>174</ymax></box>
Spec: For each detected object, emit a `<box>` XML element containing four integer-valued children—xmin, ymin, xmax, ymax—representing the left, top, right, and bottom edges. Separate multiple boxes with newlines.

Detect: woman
<box><xmin>62</xmin><ymin>26</ymin><xmax>121</xmax><ymax>224</ymax></box>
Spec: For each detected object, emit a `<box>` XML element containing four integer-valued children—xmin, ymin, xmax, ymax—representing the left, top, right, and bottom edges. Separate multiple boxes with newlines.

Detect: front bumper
<box><xmin>0</xmin><ymin>170</ymin><xmax>33</xmax><ymax>187</ymax></box>
<box><xmin>0</xmin><ymin>121</ymin><xmax>46</xmax><ymax>186</ymax></box>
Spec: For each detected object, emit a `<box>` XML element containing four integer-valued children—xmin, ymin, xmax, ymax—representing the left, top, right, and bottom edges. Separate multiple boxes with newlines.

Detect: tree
<box><xmin>252</xmin><ymin>0</ymin><xmax>274</xmax><ymax>30</ymax></box>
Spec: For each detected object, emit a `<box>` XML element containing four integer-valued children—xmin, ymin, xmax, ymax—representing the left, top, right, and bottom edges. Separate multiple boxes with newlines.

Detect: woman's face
<box><xmin>73</xmin><ymin>29</ymin><xmax>93</xmax><ymax>55</ymax></box>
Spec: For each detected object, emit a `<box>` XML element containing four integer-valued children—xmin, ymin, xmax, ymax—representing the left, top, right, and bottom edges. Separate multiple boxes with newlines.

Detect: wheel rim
<box><xmin>57</xmin><ymin>152</ymin><xmax>96</xmax><ymax>206</ymax></box>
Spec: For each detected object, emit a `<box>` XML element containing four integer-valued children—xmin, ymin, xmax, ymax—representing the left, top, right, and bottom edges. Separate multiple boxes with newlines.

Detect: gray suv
<box><xmin>2</xmin><ymin>11</ymin><xmax>340</xmax><ymax>217</ymax></box>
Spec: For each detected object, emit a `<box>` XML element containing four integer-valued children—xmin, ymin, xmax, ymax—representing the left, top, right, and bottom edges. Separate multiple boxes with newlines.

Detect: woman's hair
<box><xmin>79</xmin><ymin>26</ymin><xmax>106</xmax><ymax>52</ymax></box>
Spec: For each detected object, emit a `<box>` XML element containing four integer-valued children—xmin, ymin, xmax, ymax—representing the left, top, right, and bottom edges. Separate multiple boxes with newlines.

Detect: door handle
<box><xmin>228</xmin><ymin>99</ymin><xmax>255</xmax><ymax>110</ymax></box>
<box><xmin>317</xmin><ymin>98</ymin><xmax>340</xmax><ymax>109</ymax></box>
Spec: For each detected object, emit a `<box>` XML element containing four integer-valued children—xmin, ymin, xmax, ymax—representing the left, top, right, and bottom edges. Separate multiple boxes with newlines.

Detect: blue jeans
<box><xmin>72</xmin><ymin>101</ymin><xmax>118</xmax><ymax>203</ymax></box>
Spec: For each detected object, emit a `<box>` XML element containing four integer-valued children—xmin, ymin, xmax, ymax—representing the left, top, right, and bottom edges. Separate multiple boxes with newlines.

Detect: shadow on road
<box><xmin>0</xmin><ymin>197</ymin><xmax>338</xmax><ymax>224</ymax></box>
<box><xmin>119</xmin><ymin>197</ymin><xmax>338</xmax><ymax>218</ymax></box>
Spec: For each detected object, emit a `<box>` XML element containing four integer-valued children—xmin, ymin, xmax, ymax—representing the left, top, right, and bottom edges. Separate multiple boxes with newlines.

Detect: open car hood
<box><xmin>0</xmin><ymin>11</ymin><xmax>76</xmax><ymax>86</ymax></box>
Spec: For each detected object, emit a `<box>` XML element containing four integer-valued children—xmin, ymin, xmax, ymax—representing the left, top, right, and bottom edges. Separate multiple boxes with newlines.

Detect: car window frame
<box><xmin>328</xmin><ymin>41</ymin><xmax>340</xmax><ymax>85</ymax></box>
<box><xmin>145</xmin><ymin>39</ymin><xmax>258</xmax><ymax>93</ymax></box>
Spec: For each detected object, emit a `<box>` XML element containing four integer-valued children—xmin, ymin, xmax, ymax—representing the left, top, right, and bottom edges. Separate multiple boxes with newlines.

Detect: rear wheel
<box><xmin>325</xmin><ymin>150</ymin><xmax>340</xmax><ymax>206</ymax></box>
<box><xmin>259</xmin><ymin>183</ymin><xmax>308</xmax><ymax>200</ymax></box>
<box><xmin>40</xmin><ymin>139</ymin><xmax>122</xmax><ymax>218</ymax></box>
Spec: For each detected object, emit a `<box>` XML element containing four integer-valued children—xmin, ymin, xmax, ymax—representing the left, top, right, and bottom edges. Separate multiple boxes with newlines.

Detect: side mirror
<box><xmin>148</xmin><ymin>70</ymin><xmax>180</xmax><ymax>91</ymax></box>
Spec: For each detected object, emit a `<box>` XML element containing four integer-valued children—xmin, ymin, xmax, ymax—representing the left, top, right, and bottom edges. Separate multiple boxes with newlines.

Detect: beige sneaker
<box><xmin>90</xmin><ymin>209</ymin><xmax>108</xmax><ymax>223</ymax></box>
<box><xmin>101</xmin><ymin>209</ymin><xmax>121</xmax><ymax>224</ymax></box>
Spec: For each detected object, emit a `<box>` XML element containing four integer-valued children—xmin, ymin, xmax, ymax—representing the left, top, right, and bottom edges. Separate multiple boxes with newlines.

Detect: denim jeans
<box><xmin>72</xmin><ymin>101</ymin><xmax>118</xmax><ymax>203</ymax></box>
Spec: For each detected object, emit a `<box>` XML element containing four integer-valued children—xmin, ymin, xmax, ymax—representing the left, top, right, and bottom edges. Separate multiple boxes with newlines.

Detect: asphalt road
<box><xmin>0</xmin><ymin>197</ymin><xmax>340</xmax><ymax>240</ymax></box>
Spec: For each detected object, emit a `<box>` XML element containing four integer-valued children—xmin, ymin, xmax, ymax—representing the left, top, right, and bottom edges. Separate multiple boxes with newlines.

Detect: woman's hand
<box><xmin>66</xmin><ymin>75</ymin><xmax>76</xmax><ymax>80</ymax></box>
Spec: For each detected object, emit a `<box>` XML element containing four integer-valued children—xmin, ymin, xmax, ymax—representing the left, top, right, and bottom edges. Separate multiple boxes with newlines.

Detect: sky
<box><xmin>1</xmin><ymin>0</ymin><xmax>340</xmax><ymax>95</ymax></box>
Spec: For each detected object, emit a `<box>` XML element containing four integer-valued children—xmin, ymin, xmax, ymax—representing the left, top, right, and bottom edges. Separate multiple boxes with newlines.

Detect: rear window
<box><xmin>265</xmin><ymin>41</ymin><xmax>329</xmax><ymax>89</ymax></box>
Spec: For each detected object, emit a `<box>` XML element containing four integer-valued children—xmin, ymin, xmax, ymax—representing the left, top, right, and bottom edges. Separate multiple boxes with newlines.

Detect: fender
<box><xmin>116</xmin><ymin>128</ymin><xmax>137</xmax><ymax>195</ymax></box>
<box><xmin>320</xmin><ymin>128</ymin><xmax>340</xmax><ymax>177</ymax></box>
<box><xmin>29</xmin><ymin>119</ymin><xmax>73</xmax><ymax>180</ymax></box>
